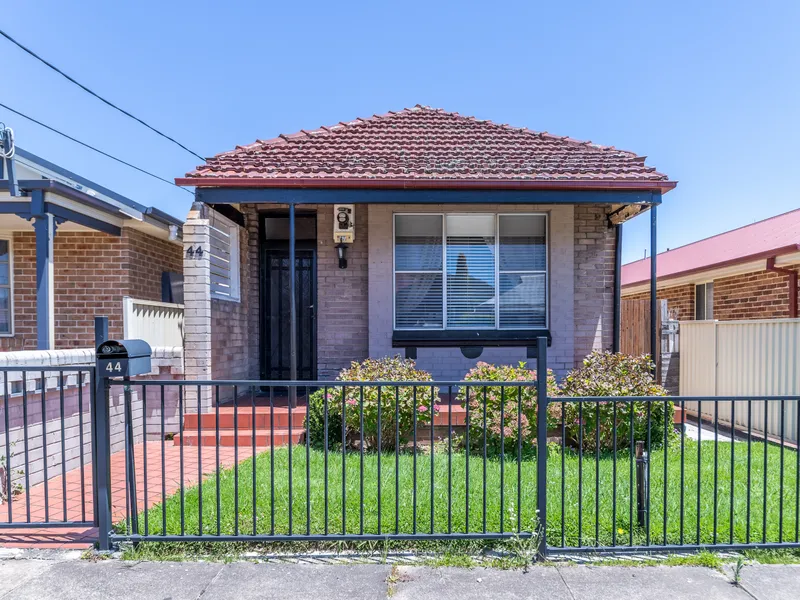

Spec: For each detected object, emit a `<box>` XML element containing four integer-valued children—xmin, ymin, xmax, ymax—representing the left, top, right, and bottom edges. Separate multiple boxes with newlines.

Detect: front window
<box><xmin>393</xmin><ymin>213</ymin><xmax>547</xmax><ymax>331</ymax></box>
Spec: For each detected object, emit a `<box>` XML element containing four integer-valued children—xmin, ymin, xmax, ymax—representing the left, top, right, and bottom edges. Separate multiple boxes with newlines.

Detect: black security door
<box><xmin>260</xmin><ymin>213</ymin><xmax>317</xmax><ymax>381</ymax></box>
<box><xmin>262</xmin><ymin>246</ymin><xmax>316</xmax><ymax>380</ymax></box>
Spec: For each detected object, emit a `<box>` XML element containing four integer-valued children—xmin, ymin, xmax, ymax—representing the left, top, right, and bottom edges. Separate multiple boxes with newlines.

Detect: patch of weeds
<box><xmin>422</xmin><ymin>552</ymin><xmax>478</xmax><ymax>568</ymax></box>
<box><xmin>81</xmin><ymin>549</ymin><xmax>111</xmax><ymax>561</ymax></box>
<box><xmin>585</xmin><ymin>551</ymin><xmax>723</xmax><ymax>570</ymax></box>
<box><xmin>662</xmin><ymin>551</ymin><xmax>723</xmax><ymax>569</ymax></box>
<box><xmin>386</xmin><ymin>564</ymin><xmax>407</xmax><ymax>597</ymax></box>
<box><xmin>732</xmin><ymin>556</ymin><xmax>745</xmax><ymax>585</ymax></box>
<box><xmin>741</xmin><ymin>548</ymin><xmax>800</xmax><ymax>564</ymax></box>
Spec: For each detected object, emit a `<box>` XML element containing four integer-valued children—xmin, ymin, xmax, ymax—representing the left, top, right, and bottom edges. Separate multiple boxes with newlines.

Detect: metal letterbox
<box><xmin>96</xmin><ymin>339</ymin><xmax>152</xmax><ymax>377</ymax></box>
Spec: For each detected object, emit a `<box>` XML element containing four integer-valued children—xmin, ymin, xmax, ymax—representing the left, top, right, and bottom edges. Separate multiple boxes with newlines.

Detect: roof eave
<box><xmin>175</xmin><ymin>177</ymin><xmax>677</xmax><ymax>194</ymax></box>
<box><xmin>621</xmin><ymin>243</ymin><xmax>800</xmax><ymax>289</ymax></box>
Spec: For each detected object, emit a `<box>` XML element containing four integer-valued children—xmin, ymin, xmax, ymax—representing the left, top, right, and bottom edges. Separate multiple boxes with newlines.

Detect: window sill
<box><xmin>392</xmin><ymin>329</ymin><xmax>551</xmax><ymax>348</ymax></box>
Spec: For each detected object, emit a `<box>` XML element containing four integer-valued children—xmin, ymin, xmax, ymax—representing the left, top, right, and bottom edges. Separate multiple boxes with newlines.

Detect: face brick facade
<box><xmin>193</xmin><ymin>203</ymin><xmax>619</xmax><ymax>383</ymax></box>
<box><xmin>625</xmin><ymin>283</ymin><xmax>695</xmax><ymax>320</ymax></box>
<box><xmin>1</xmin><ymin>228</ymin><xmax>182</xmax><ymax>351</ymax></box>
<box><xmin>624</xmin><ymin>267</ymin><xmax>799</xmax><ymax>322</ymax></box>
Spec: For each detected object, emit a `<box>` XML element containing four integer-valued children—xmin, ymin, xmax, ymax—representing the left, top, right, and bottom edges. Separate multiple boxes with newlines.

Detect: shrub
<box><xmin>558</xmin><ymin>351</ymin><xmax>673</xmax><ymax>452</ymax></box>
<box><xmin>456</xmin><ymin>361</ymin><xmax>559</xmax><ymax>454</ymax></box>
<box><xmin>305</xmin><ymin>357</ymin><xmax>439</xmax><ymax>451</ymax></box>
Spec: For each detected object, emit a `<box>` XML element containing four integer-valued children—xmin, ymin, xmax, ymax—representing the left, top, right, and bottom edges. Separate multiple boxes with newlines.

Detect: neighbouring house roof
<box><xmin>178</xmin><ymin>105</ymin><xmax>675</xmax><ymax>191</ymax></box>
<box><xmin>622</xmin><ymin>208</ymin><xmax>800</xmax><ymax>288</ymax></box>
<box><xmin>1</xmin><ymin>147</ymin><xmax>183</xmax><ymax>240</ymax></box>
<box><xmin>11</xmin><ymin>148</ymin><xmax>183</xmax><ymax>228</ymax></box>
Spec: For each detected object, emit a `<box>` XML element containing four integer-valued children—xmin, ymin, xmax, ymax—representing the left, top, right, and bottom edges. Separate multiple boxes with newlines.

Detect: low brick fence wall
<box><xmin>0</xmin><ymin>347</ymin><xmax>184</xmax><ymax>493</ymax></box>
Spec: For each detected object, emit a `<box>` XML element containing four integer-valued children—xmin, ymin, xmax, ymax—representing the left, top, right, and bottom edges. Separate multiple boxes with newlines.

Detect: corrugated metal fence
<box><xmin>680</xmin><ymin>319</ymin><xmax>800</xmax><ymax>444</ymax></box>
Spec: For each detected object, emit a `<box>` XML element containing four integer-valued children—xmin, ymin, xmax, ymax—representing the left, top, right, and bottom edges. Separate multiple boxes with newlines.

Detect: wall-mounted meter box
<box><xmin>333</xmin><ymin>205</ymin><xmax>355</xmax><ymax>243</ymax></box>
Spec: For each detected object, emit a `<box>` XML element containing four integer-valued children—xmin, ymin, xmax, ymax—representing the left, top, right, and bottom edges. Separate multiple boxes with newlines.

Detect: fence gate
<box><xmin>0</xmin><ymin>366</ymin><xmax>96</xmax><ymax>531</ymax></box>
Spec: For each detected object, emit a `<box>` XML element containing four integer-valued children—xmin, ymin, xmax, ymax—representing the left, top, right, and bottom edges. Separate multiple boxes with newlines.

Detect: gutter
<box><xmin>175</xmin><ymin>177</ymin><xmax>678</xmax><ymax>194</ymax></box>
<box><xmin>144</xmin><ymin>206</ymin><xmax>183</xmax><ymax>228</ymax></box>
<box><xmin>767</xmin><ymin>257</ymin><xmax>799</xmax><ymax>318</ymax></box>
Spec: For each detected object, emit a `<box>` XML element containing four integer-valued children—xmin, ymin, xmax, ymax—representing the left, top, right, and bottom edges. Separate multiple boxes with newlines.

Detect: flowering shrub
<box><xmin>559</xmin><ymin>351</ymin><xmax>674</xmax><ymax>451</ymax></box>
<box><xmin>305</xmin><ymin>357</ymin><xmax>438</xmax><ymax>451</ymax></box>
<box><xmin>456</xmin><ymin>362</ymin><xmax>559</xmax><ymax>454</ymax></box>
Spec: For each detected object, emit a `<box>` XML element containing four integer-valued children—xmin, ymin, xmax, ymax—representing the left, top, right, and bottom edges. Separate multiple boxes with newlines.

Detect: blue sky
<box><xmin>2</xmin><ymin>0</ymin><xmax>798</xmax><ymax>264</ymax></box>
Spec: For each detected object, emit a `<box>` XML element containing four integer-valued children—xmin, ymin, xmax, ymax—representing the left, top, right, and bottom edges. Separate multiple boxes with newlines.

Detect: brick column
<box><xmin>183</xmin><ymin>202</ymin><xmax>212</xmax><ymax>412</ymax></box>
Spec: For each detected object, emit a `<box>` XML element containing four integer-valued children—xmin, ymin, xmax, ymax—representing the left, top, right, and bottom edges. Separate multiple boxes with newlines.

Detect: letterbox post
<box><xmin>94</xmin><ymin>335</ymin><xmax>152</xmax><ymax>548</ymax></box>
<box><xmin>93</xmin><ymin>318</ymin><xmax>113</xmax><ymax>550</ymax></box>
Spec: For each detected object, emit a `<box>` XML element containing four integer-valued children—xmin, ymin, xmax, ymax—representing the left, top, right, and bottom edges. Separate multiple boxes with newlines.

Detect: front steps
<box><xmin>175</xmin><ymin>406</ymin><xmax>307</xmax><ymax>447</ymax></box>
<box><xmin>176</xmin><ymin>403</ymin><xmax>467</xmax><ymax>448</ymax></box>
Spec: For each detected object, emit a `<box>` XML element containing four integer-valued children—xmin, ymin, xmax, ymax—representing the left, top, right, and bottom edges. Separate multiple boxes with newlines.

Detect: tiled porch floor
<box><xmin>0</xmin><ymin>442</ymin><xmax>262</xmax><ymax>549</ymax></box>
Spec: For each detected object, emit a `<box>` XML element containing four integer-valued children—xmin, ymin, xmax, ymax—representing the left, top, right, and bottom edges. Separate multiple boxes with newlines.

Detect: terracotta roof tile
<box><xmin>185</xmin><ymin>105</ymin><xmax>670</xmax><ymax>183</ymax></box>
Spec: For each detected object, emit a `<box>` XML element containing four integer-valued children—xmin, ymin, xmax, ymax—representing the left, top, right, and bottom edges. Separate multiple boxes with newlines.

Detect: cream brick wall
<box><xmin>368</xmin><ymin>204</ymin><xmax>576</xmax><ymax>380</ymax></box>
<box><xmin>187</xmin><ymin>202</ymin><xmax>617</xmax><ymax>386</ymax></box>
<box><xmin>573</xmin><ymin>205</ymin><xmax>616</xmax><ymax>364</ymax></box>
<box><xmin>182</xmin><ymin>205</ymin><xmax>212</xmax><ymax>411</ymax></box>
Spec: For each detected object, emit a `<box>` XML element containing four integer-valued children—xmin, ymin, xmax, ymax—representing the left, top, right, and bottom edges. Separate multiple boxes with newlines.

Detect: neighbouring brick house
<box><xmin>622</xmin><ymin>208</ymin><xmax>800</xmax><ymax>321</ymax></box>
<box><xmin>0</xmin><ymin>148</ymin><xmax>184</xmax><ymax>350</ymax></box>
<box><xmin>176</xmin><ymin>106</ymin><xmax>676</xmax><ymax>409</ymax></box>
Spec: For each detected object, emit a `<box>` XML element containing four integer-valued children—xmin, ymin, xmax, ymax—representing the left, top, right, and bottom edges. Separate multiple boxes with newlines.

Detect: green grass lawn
<box><xmin>129</xmin><ymin>439</ymin><xmax>800</xmax><ymax>548</ymax></box>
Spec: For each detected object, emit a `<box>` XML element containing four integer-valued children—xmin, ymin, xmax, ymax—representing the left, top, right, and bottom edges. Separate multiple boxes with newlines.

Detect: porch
<box><xmin>181</xmin><ymin>193</ymin><xmax>663</xmax><ymax>413</ymax></box>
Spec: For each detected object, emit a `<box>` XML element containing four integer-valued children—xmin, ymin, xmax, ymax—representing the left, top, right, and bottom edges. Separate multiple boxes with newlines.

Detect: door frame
<box><xmin>258</xmin><ymin>211</ymin><xmax>318</xmax><ymax>381</ymax></box>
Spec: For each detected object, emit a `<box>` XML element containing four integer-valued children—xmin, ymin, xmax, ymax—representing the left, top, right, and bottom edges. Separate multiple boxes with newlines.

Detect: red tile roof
<box><xmin>180</xmin><ymin>105</ymin><xmax>673</xmax><ymax>189</ymax></box>
<box><xmin>622</xmin><ymin>208</ymin><xmax>800</xmax><ymax>287</ymax></box>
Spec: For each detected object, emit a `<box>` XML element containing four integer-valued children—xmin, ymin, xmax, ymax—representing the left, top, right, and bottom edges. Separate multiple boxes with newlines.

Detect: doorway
<box><xmin>260</xmin><ymin>213</ymin><xmax>317</xmax><ymax>380</ymax></box>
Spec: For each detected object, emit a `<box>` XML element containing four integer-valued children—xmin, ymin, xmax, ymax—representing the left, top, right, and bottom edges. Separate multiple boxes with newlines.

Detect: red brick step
<box><xmin>175</xmin><ymin>428</ymin><xmax>305</xmax><ymax>447</ymax></box>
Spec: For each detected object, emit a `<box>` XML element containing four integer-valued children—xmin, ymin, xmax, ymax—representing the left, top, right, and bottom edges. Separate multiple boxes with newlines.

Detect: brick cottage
<box><xmin>0</xmin><ymin>149</ymin><xmax>186</xmax><ymax>490</ymax></box>
<box><xmin>175</xmin><ymin>106</ymin><xmax>676</xmax><ymax>410</ymax></box>
<box><xmin>0</xmin><ymin>148</ymin><xmax>184</xmax><ymax>350</ymax></box>
<box><xmin>622</xmin><ymin>208</ymin><xmax>800</xmax><ymax>321</ymax></box>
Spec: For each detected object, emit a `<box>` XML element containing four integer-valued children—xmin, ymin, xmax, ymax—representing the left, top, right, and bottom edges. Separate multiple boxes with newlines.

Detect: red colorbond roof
<box><xmin>179</xmin><ymin>105</ymin><xmax>674</xmax><ymax>190</ymax></box>
<box><xmin>622</xmin><ymin>208</ymin><xmax>800</xmax><ymax>287</ymax></box>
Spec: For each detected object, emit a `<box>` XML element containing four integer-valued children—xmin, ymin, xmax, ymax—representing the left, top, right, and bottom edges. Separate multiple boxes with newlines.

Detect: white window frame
<box><xmin>695</xmin><ymin>281</ymin><xmax>714</xmax><ymax>320</ymax></box>
<box><xmin>0</xmin><ymin>235</ymin><xmax>13</xmax><ymax>337</ymax></box>
<box><xmin>209</xmin><ymin>211</ymin><xmax>241</xmax><ymax>302</ymax></box>
<box><xmin>392</xmin><ymin>212</ymin><xmax>549</xmax><ymax>331</ymax></box>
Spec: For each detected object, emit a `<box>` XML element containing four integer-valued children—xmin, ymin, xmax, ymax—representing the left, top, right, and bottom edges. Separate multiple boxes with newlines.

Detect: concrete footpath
<box><xmin>0</xmin><ymin>554</ymin><xmax>797</xmax><ymax>599</ymax></box>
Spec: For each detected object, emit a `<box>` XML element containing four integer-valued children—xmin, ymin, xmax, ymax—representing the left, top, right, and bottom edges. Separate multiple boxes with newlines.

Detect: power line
<box><xmin>0</xmin><ymin>102</ymin><xmax>194</xmax><ymax>195</ymax></box>
<box><xmin>0</xmin><ymin>28</ymin><xmax>205</xmax><ymax>161</ymax></box>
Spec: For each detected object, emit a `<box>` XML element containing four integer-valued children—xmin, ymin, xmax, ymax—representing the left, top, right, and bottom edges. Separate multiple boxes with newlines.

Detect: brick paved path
<box><xmin>0</xmin><ymin>441</ymin><xmax>259</xmax><ymax>549</ymax></box>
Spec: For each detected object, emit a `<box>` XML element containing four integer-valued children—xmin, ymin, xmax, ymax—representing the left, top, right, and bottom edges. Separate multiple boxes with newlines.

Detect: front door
<box><xmin>261</xmin><ymin>245</ymin><xmax>317</xmax><ymax>380</ymax></box>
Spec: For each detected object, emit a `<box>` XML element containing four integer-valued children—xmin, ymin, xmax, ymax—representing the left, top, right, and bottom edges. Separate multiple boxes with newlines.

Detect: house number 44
<box><xmin>186</xmin><ymin>246</ymin><xmax>204</xmax><ymax>258</ymax></box>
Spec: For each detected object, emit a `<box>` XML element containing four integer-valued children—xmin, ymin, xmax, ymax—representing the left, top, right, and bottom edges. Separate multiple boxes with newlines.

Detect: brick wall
<box><xmin>198</xmin><ymin>203</ymin><xmax>618</xmax><ymax>384</ymax></box>
<box><xmin>209</xmin><ymin>204</ymin><xmax>370</xmax><ymax>383</ymax></box>
<box><xmin>316</xmin><ymin>204</ymin><xmax>369</xmax><ymax>379</ymax></box>
<box><xmin>125</xmin><ymin>228</ymin><xmax>183</xmax><ymax>304</ymax></box>
<box><xmin>713</xmin><ymin>267</ymin><xmax>799</xmax><ymax>320</ymax></box>
<box><xmin>1</xmin><ymin>228</ymin><xmax>182</xmax><ymax>351</ymax></box>
<box><xmin>573</xmin><ymin>205</ymin><xmax>616</xmax><ymax>365</ymax></box>
<box><xmin>625</xmin><ymin>283</ymin><xmax>695</xmax><ymax>320</ymax></box>
<box><xmin>623</xmin><ymin>266</ymin><xmax>799</xmax><ymax>322</ymax></box>
<box><xmin>210</xmin><ymin>206</ymin><xmax>258</xmax><ymax>385</ymax></box>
